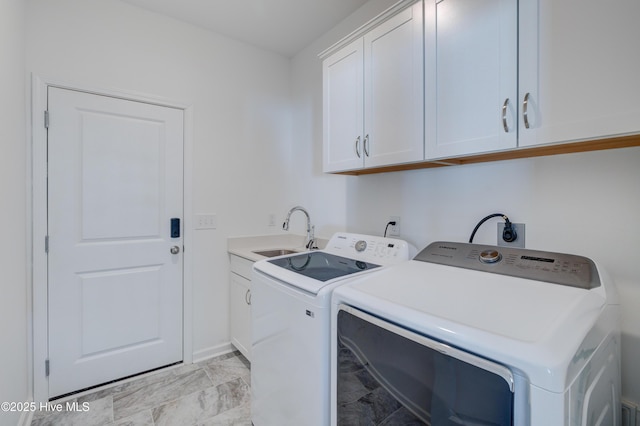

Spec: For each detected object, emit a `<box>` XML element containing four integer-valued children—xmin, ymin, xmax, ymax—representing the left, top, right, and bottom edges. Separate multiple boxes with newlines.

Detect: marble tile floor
<box><xmin>31</xmin><ymin>351</ymin><xmax>251</xmax><ymax>426</ymax></box>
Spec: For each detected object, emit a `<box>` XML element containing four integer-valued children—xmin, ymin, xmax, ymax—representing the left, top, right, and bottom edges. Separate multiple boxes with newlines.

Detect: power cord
<box><xmin>468</xmin><ymin>213</ymin><xmax>517</xmax><ymax>243</ymax></box>
<box><xmin>384</xmin><ymin>221</ymin><xmax>397</xmax><ymax>238</ymax></box>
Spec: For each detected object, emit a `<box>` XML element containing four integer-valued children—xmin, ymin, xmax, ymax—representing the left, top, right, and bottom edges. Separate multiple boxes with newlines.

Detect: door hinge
<box><xmin>44</xmin><ymin>110</ymin><xmax>49</xmax><ymax>129</ymax></box>
<box><xmin>45</xmin><ymin>359</ymin><xmax>50</xmax><ymax>377</ymax></box>
<box><xmin>45</xmin><ymin>235</ymin><xmax>49</xmax><ymax>253</ymax></box>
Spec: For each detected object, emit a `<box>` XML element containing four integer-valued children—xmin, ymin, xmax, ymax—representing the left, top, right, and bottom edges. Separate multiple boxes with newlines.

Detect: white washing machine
<box><xmin>251</xmin><ymin>232</ymin><xmax>412</xmax><ymax>426</ymax></box>
<box><xmin>331</xmin><ymin>241</ymin><xmax>621</xmax><ymax>426</ymax></box>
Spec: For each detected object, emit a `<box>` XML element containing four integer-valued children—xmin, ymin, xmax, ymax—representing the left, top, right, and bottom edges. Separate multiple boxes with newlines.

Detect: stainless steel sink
<box><xmin>253</xmin><ymin>249</ymin><xmax>298</xmax><ymax>258</ymax></box>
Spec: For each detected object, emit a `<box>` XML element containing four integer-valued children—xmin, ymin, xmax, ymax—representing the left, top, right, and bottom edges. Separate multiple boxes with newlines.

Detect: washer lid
<box><xmin>268</xmin><ymin>251</ymin><xmax>379</xmax><ymax>282</ymax></box>
<box><xmin>253</xmin><ymin>233</ymin><xmax>412</xmax><ymax>295</ymax></box>
<box><xmin>255</xmin><ymin>254</ymin><xmax>382</xmax><ymax>295</ymax></box>
<box><xmin>332</xmin><ymin>259</ymin><xmax>612</xmax><ymax>392</ymax></box>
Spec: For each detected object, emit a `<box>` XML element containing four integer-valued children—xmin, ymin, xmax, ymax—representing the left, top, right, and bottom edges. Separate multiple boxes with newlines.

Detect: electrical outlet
<box><xmin>388</xmin><ymin>216</ymin><xmax>401</xmax><ymax>237</ymax></box>
<box><xmin>195</xmin><ymin>214</ymin><xmax>217</xmax><ymax>230</ymax></box>
<box><xmin>497</xmin><ymin>223</ymin><xmax>525</xmax><ymax>248</ymax></box>
<box><xmin>268</xmin><ymin>213</ymin><xmax>276</xmax><ymax>227</ymax></box>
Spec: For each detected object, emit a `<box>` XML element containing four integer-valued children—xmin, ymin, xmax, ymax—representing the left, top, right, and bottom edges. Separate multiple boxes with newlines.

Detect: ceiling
<box><xmin>120</xmin><ymin>0</ymin><xmax>370</xmax><ymax>57</ymax></box>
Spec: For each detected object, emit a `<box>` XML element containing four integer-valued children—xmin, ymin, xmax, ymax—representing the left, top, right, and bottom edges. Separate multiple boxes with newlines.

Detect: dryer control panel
<box><xmin>415</xmin><ymin>241</ymin><xmax>600</xmax><ymax>289</ymax></box>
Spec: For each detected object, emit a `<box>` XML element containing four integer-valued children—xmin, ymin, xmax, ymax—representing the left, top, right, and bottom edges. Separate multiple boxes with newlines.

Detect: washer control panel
<box><xmin>325</xmin><ymin>233</ymin><xmax>411</xmax><ymax>265</ymax></box>
<box><xmin>415</xmin><ymin>241</ymin><xmax>600</xmax><ymax>289</ymax></box>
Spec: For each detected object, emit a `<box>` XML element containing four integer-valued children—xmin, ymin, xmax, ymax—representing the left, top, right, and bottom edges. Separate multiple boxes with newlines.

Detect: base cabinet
<box><xmin>229</xmin><ymin>255</ymin><xmax>253</xmax><ymax>361</ymax></box>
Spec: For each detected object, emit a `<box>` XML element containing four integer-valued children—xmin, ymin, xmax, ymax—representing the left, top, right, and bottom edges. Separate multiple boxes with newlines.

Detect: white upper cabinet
<box><xmin>363</xmin><ymin>2</ymin><xmax>425</xmax><ymax>168</ymax></box>
<box><xmin>518</xmin><ymin>0</ymin><xmax>640</xmax><ymax>148</ymax></box>
<box><xmin>323</xmin><ymin>0</ymin><xmax>640</xmax><ymax>174</ymax></box>
<box><xmin>323</xmin><ymin>1</ymin><xmax>424</xmax><ymax>173</ymax></box>
<box><xmin>425</xmin><ymin>0</ymin><xmax>518</xmax><ymax>159</ymax></box>
<box><xmin>323</xmin><ymin>39</ymin><xmax>364</xmax><ymax>172</ymax></box>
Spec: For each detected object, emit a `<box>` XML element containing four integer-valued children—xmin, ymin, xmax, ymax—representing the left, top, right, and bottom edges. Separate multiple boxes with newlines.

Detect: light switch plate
<box><xmin>195</xmin><ymin>214</ymin><xmax>217</xmax><ymax>230</ymax></box>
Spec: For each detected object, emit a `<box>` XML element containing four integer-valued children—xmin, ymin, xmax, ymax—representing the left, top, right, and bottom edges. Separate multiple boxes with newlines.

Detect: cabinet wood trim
<box><xmin>332</xmin><ymin>134</ymin><xmax>640</xmax><ymax>175</ymax></box>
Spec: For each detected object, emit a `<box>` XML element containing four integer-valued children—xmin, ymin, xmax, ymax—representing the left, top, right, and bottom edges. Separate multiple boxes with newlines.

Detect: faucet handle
<box><xmin>306</xmin><ymin>225</ymin><xmax>317</xmax><ymax>249</ymax></box>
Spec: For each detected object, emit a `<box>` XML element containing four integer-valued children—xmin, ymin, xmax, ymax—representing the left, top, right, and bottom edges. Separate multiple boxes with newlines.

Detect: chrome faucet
<box><xmin>282</xmin><ymin>206</ymin><xmax>316</xmax><ymax>249</ymax></box>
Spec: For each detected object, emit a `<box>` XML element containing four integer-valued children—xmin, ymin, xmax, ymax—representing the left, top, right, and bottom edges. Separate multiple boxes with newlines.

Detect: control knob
<box><xmin>479</xmin><ymin>249</ymin><xmax>502</xmax><ymax>264</ymax></box>
<box><xmin>355</xmin><ymin>240</ymin><xmax>367</xmax><ymax>252</ymax></box>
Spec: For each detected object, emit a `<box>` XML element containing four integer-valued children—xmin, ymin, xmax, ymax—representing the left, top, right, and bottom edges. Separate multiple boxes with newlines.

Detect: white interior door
<box><xmin>47</xmin><ymin>87</ymin><xmax>184</xmax><ymax>398</ymax></box>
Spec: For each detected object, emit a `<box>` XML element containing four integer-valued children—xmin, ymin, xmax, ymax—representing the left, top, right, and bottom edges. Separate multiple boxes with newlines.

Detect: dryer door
<box><xmin>336</xmin><ymin>305</ymin><xmax>514</xmax><ymax>425</ymax></box>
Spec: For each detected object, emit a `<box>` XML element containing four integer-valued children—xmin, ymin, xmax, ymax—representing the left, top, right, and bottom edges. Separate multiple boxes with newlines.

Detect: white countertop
<box><xmin>227</xmin><ymin>234</ymin><xmax>328</xmax><ymax>262</ymax></box>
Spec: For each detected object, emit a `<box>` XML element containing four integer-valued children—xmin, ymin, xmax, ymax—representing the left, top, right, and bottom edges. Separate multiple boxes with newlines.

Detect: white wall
<box><xmin>0</xmin><ymin>1</ymin><xmax>28</xmax><ymax>425</ymax></box>
<box><xmin>292</xmin><ymin>0</ymin><xmax>640</xmax><ymax>406</ymax></box>
<box><xmin>26</xmin><ymin>0</ymin><xmax>294</xmax><ymax>361</ymax></box>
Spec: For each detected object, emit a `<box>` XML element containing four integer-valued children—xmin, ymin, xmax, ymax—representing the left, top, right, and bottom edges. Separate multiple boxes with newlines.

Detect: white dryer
<box><xmin>251</xmin><ymin>232</ymin><xmax>412</xmax><ymax>426</ymax></box>
<box><xmin>331</xmin><ymin>241</ymin><xmax>621</xmax><ymax>425</ymax></box>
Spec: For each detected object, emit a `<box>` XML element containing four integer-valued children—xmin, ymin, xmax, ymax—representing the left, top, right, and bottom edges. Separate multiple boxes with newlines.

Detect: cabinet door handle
<box><xmin>245</xmin><ymin>289</ymin><xmax>251</xmax><ymax>305</ymax></box>
<box><xmin>364</xmin><ymin>134</ymin><xmax>370</xmax><ymax>157</ymax></box>
<box><xmin>354</xmin><ymin>136</ymin><xmax>361</xmax><ymax>158</ymax></box>
<box><xmin>502</xmin><ymin>98</ymin><xmax>510</xmax><ymax>133</ymax></box>
<box><xmin>522</xmin><ymin>92</ymin><xmax>531</xmax><ymax>129</ymax></box>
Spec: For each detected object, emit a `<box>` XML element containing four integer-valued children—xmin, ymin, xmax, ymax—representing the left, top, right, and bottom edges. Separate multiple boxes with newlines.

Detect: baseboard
<box><xmin>623</xmin><ymin>399</ymin><xmax>638</xmax><ymax>426</ymax></box>
<box><xmin>192</xmin><ymin>342</ymin><xmax>235</xmax><ymax>364</ymax></box>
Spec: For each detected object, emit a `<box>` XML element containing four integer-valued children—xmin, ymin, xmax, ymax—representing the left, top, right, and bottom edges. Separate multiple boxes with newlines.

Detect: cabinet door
<box><xmin>364</xmin><ymin>1</ymin><xmax>424</xmax><ymax>167</ymax></box>
<box><xmin>229</xmin><ymin>272</ymin><xmax>251</xmax><ymax>361</ymax></box>
<box><xmin>323</xmin><ymin>39</ymin><xmax>364</xmax><ymax>173</ymax></box>
<box><xmin>519</xmin><ymin>0</ymin><xmax>640</xmax><ymax>147</ymax></box>
<box><xmin>425</xmin><ymin>0</ymin><xmax>517</xmax><ymax>159</ymax></box>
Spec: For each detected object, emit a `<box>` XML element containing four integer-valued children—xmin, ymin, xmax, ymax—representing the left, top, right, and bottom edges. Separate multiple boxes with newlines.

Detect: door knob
<box><xmin>170</xmin><ymin>245</ymin><xmax>180</xmax><ymax>254</ymax></box>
